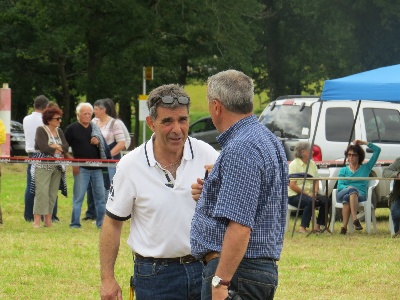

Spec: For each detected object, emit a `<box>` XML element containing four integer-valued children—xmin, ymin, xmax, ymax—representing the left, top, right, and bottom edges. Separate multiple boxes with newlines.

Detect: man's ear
<box><xmin>213</xmin><ymin>99</ymin><xmax>222</xmax><ymax>116</ymax></box>
<box><xmin>146</xmin><ymin>116</ymin><xmax>155</xmax><ymax>132</ymax></box>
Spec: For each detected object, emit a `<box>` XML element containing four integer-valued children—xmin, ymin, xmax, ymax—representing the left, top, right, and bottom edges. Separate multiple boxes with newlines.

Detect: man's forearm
<box><xmin>100</xmin><ymin>215</ymin><xmax>123</xmax><ymax>280</ymax></box>
<box><xmin>215</xmin><ymin>221</ymin><xmax>251</xmax><ymax>281</ymax></box>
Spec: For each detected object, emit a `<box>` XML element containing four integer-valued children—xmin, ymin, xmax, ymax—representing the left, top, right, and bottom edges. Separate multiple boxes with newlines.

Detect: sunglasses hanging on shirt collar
<box><xmin>144</xmin><ymin>137</ymin><xmax>194</xmax><ymax>188</ymax></box>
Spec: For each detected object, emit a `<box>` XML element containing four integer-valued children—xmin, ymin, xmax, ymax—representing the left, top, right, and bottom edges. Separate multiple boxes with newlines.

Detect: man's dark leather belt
<box><xmin>202</xmin><ymin>251</ymin><xmax>277</xmax><ymax>265</ymax></box>
<box><xmin>135</xmin><ymin>253</ymin><xmax>198</xmax><ymax>264</ymax></box>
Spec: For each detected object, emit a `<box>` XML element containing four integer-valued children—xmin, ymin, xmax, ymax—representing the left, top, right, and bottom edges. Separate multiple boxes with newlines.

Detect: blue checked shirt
<box><xmin>190</xmin><ymin>115</ymin><xmax>288</xmax><ymax>260</ymax></box>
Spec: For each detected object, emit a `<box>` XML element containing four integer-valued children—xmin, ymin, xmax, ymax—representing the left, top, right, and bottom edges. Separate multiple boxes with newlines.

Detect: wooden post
<box><xmin>0</xmin><ymin>83</ymin><xmax>11</xmax><ymax>156</ymax></box>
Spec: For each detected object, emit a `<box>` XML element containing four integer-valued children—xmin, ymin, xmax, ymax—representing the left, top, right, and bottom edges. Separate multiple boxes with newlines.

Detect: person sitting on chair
<box><xmin>288</xmin><ymin>142</ymin><xmax>329</xmax><ymax>234</ymax></box>
<box><xmin>382</xmin><ymin>157</ymin><xmax>400</xmax><ymax>238</ymax></box>
<box><xmin>337</xmin><ymin>140</ymin><xmax>381</xmax><ymax>235</ymax></box>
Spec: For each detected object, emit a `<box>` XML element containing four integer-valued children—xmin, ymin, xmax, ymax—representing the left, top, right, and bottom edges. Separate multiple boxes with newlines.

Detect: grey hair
<box><xmin>76</xmin><ymin>102</ymin><xmax>93</xmax><ymax>114</ymax></box>
<box><xmin>294</xmin><ymin>142</ymin><xmax>311</xmax><ymax>159</ymax></box>
<box><xmin>207</xmin><ymin>70</ymin><xmax>254</xmax><ymax>114</ymax></box>
<box><xmin>147</xmin><ymin>84</ymin><xmax>190</xmax><ymax>119</ymax></box>
<box><xmin>34</xmin><ymin>95</ymin><xmax>49</xmax><ymax>110</ymax></box>
<box><xmin>94</xmin><ymin>98</ymin><xmax>114</xmax><ymax>117</ymax></box>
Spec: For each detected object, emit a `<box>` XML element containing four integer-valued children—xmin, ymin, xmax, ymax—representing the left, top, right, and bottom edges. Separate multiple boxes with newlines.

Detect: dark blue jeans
<box><xmin>24</xmin><ymin>155</ymin><xmax>58</xmax><ymax>221</ymax></box>
<box><xmin>288</xmin><ymin>193</ymin><xmax>329</xmax><ymax>228</ymax></box>
<box><xmin>133</xmin><ymin>257</ymin><xmax>202</xmax><ymax>300</ymax></box>
<box><xmin>391</xmin><ymin>197</ymin><xmax>400</xmax><ymax>233</ymax></box>
<box><xmin>202</xmin><ymin>257</ymin><xmax>278</xmax><ymax>300</ymax></box>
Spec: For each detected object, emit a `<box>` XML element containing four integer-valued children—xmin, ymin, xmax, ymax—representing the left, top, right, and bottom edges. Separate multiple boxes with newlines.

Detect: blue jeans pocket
<box><xmin>235</xmin><ymin>260</ymin><xmax>278</xmax><ymax>300</ymax></box>
<box><xmin>135</xmin><ymin>260</ymin><xmax>165</xmax><ymax>278</ymax></box>
<box><xmin>238</xmin><ymin>277</ymin><xmax>276</xmax><ymax>300</ymax></box>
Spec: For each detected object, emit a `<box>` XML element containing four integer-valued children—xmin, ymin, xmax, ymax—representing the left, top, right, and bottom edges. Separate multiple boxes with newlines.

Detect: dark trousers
<box><xmin>288</xmin><ymin>193</ymin><xmax>331</xmax><ymax>228</ymax></box>
<box><xmin>85</xmin><ymin>184</ymin><xmax>96</xmax><ymax>219</ymax></box>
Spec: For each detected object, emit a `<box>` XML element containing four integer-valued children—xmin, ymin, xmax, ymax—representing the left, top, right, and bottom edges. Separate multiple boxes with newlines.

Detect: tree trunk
<box><xmin>178</xmin><ymin>54</ymin><xmax>188</xmax><ymax>85</ymax></box>
<box><xmin>57</xmin><ymin>54</ymin><xmax>71</xmax><ymax>124</ymax></box>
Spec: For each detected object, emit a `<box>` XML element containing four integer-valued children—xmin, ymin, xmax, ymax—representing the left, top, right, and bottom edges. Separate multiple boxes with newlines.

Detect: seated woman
<box><xmin>337</xmin><ymin>140</ymin><xmax>381</xmax><ymax>234</ymax></box>
<box><xmin>288</xmin><ymin>142</ymin><xmax>330</xmax><ymax>234</ymax></box>
<box><xmin>382</xmin><ymin>157</ymin><xmax>400</xmax><ymax>238</ymax></box>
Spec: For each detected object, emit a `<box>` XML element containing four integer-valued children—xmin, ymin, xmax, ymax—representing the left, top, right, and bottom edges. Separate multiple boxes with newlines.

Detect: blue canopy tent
<box><xmin>291</xmin><ymin>64</ymin><xmax>400</xmax><ymax>237</ymax></box>
<box><xmin>321</xmin><ymin>64</ymin><xmax>400</xmax><ymax>101</ymax></box>
<box><xmin>321</xmin><ymin>64</ymin><xmax>400</xmax><ymax>152</ymax></box>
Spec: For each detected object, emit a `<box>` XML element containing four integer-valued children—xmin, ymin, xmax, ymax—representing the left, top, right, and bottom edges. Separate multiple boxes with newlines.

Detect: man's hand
<box><xmin>191</xmin><ymin>164</ymin><xmax>214</xmax><ymax>201</ymax></box>
<box><xmin>91</xmin><ymin>137</ymin><xmax>100</xmax><ymax>146</ymax></box>
<box><xmin>191</xmin><ymin>178</ymin><xmax>204</xmax><ymax>201</ymax></box>
<box><xmin>212</xmin><ymin>286</ymin><xmax>229</xmax><ymax>300</ymax></box>
<box><xmin>100</xmin><ymin>278</ymin><xmax>122</xmax><ymax>300</ymax></box>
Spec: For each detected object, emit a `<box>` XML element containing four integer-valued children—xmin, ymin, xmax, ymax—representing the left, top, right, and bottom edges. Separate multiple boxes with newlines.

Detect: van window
<box><xmin>325</xmin><ymin>107</ymin><xmax>355</xmax><ymax>142</ymax></box>
<box><xmin>259</xmin><ymin>105</ymin><xmax>312</xmax><ymax>138</ymax></box>
<box><xmin>364</xmin><ymin>108</ymin><xmax>400</xmax><ymax>143</ymax></box>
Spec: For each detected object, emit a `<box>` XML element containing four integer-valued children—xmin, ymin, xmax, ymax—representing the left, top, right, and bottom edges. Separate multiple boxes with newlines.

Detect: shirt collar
<box><xmin>144</xmin><ymin>133</ymin><xmax>194</xmax><ymax>167</ymax></box>
<box><xmin>295</xmin><ymin>157</ymin><xmax>307</xmax><ymax>167</ymax></box>
<box><xmin>216</xmin><ymin>115</ymin><xmax>258</xmax><ymax>148</ymax></box>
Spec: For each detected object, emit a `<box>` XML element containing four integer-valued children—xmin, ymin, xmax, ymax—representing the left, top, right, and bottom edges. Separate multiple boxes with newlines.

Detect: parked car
<box><xmin>189</xmin><ymin>116</ymin><xmax>220</xmax><ymax>150</ymax></box>
<box><xmin>10</xmin><ymin>120</ymin><xmax>26</xmax><ymax>156</ymax></box>
<box><xmin>258</xmin><ymin>95</ymin><xmax>400</xmax><ymax>161</ymax></box>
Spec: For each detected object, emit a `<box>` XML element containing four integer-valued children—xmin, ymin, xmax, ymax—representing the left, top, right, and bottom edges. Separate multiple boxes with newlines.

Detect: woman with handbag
<box><xmin>92</xmin><ymin>98</ymin><xmax>126</xmax><ymax>177</ymax></box>
<box><xmin>32</xmin><ymin>106</ymin><xmax>69</xmax><ymax>228</ymax></box>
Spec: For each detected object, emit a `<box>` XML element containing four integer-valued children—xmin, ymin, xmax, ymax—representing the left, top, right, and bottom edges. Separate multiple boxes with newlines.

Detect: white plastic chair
<box><xmin>330</xmin><ymin>179</ymin><xmax>378</xmax><ymax>234</ymax></box>
<box><xmin>285</xmin><ymin>204</ymin><xmax>301</xmax><ymax>232</ymax></box>
<box><xmin>286</xmin><ymin>204</ymin><xmax>318</xmax><ymax>232</ymax></box>
<box><xmin>388</xmin><ymin>180</ymin><xmax>395</xmax><ymax>235</ymax></box>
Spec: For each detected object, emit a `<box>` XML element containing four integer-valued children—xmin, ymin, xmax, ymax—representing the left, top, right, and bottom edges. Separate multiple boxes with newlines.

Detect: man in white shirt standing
<box><xmin>23</xmin><ymin>95</ymin><xmax>59</xmax><ymax>222</ymax></box>
<box><xmin>99</xmin><ymin>84</ymin><xmax>219</xmax><ymax>300</ymax></box>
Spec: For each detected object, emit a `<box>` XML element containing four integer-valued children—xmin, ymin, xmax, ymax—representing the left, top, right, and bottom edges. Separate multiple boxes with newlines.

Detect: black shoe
<box><xmin>340</xmin><ymin>227</ymin><xmax>347</xmax><ymax>235</ymax></box>
<box><xmin>353</xmin><ymin>219</ymin><xmax>363</xmax><ymax>231</ymax></box>
<box><xmin>82</xmin><ymin>216</ymin><xmax>96</xmax><ymax>221</ymax></box>
<box><xmin>52</xmin><ymin>217</ymin><xmax>60</xmax><ymax>222</ymax></box>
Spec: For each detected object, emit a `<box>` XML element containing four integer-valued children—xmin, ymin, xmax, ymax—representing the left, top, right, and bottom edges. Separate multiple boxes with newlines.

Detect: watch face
<box><xmin>211</xmin><ymin>276</ymin><xmax>221</xmax><ymax>287</ymax></box>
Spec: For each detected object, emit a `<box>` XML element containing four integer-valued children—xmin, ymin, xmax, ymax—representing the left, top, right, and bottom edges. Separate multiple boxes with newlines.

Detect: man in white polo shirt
<box><xmin>99</xmin><ymin>84</ymin><xmax>219</xmax><ymax>300</ymax></box>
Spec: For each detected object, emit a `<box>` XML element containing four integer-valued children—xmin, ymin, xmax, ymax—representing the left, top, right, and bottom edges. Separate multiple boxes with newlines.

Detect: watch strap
<box><xmin>219</xmin><ymin>279</ymin><xmax>230</xmax><ymax>286</ymax></box>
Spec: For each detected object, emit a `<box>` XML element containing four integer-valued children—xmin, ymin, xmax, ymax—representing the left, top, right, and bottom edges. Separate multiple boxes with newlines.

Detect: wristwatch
<box><xmin>211</xmin><ymin>275</ymin><xmax>230</xmax><ymax>288</ymax></box>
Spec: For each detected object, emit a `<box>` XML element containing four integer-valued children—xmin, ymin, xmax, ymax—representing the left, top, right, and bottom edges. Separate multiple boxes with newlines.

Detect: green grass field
<box><xmin>1</xmin><ymin>163</ymin><xmax>399</xmax><ymax>300</ymax></box>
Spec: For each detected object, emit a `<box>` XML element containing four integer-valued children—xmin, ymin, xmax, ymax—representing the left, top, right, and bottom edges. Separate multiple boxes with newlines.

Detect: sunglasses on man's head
<box><xmin>150</xmin><ymin>96</ymin><xmax>189</xmax><ymax>108</ymax></box>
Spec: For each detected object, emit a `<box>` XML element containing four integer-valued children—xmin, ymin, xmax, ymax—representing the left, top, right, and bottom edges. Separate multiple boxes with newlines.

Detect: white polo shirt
<box><xmin>23</xmin><ymin>112</ymin><xmax>43</xmax><ymax>153</ymax></box>
<box><xmin>106</xmin><ymin>135</ymin><xmax>219</xmax><ymax>258</ymax></box>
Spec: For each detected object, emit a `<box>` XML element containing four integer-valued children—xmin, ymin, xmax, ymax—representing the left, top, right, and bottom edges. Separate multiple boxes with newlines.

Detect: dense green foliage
<box><xmin>1</xmin><ymin>0</ymin><xmax>400</xmax><ymax>145</ymax></box>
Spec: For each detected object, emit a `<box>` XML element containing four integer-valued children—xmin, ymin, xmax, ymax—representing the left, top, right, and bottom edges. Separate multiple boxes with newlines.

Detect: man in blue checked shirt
<box><xmin>190</xmin><ymin>70</ymin><xmax>288</xmax><ymax>300</ymax></box>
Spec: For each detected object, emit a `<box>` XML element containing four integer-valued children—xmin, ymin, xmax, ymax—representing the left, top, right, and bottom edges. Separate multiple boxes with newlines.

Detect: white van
<box><xmin>258</xmin><ymin>95</ymin><xmax>400</xmax><ymax>207</ymax></box>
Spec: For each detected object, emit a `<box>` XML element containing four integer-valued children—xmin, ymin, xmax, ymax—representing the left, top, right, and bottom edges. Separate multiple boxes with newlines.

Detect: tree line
<box><xmin>1</xmin><ymin>0</ymin><xmax>400</xmax><ymax>146</ymax></box>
